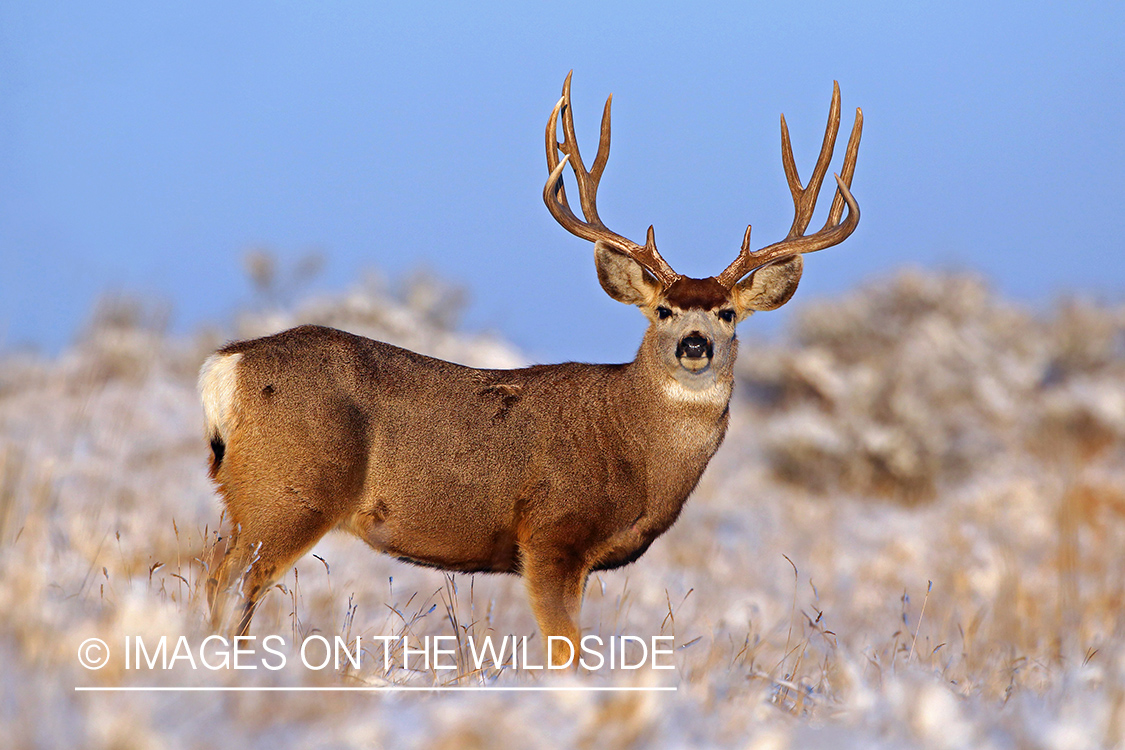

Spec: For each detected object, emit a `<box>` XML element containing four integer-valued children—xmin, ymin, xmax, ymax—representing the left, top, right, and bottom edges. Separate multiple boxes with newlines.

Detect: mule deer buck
<box><xmin>200</xmin><ymin>73</ymin><xmax>862</xmax><ymax>666</ymax></box>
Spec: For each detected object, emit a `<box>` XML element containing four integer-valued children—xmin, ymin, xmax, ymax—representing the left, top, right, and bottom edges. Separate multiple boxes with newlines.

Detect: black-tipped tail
<box><xmin>209</xmin><ymin>435</ymin><xmax>226</xmax><ymax>478</ymax></box>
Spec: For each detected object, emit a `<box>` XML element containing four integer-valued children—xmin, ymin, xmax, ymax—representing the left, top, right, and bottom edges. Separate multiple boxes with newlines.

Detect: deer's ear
<box><xmin>733</xmin><ymin>255</ymin><xmax>803</xmax><ymax>319</ymax></box>
<box><xmin>594</xmin><ymin>241</ymin><xmax>661</xmax><ymax>306</ymax></box>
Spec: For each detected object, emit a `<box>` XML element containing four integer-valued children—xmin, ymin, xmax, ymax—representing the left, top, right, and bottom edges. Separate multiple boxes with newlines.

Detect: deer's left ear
<box><xmin>732</xmin><ymin>255</ymin><xmax>803</xmax><ymax>319</ymax></box>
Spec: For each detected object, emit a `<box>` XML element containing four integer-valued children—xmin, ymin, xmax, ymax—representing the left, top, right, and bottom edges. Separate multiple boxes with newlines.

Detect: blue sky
<box><xmin>1</xmin><ymin>2</ymin><xmax>1122</xmax><ymax>363</ymax></box>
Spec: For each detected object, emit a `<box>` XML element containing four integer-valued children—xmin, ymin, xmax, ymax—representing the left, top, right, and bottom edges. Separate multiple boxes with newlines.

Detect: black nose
<box><xmin>677</xmin><ymin>334</ymin><xmax>713</xmax><ymax>360</ymax></box>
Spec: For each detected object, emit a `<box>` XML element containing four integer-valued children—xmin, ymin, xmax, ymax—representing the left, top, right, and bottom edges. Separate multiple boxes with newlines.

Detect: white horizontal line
<box><xmin>75</xmin><ymin>685</ymin><xmax>677</xmax><ymax>693</ymax></box>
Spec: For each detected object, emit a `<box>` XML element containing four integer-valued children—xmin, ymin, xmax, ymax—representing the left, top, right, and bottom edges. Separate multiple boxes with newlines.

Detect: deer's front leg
<box><xmin>521</xmin><ymin>546</ymin><xmax>588</xmax><ymax>668</ymax></box>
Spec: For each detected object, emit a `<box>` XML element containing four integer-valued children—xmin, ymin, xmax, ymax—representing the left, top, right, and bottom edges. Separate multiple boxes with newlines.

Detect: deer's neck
<box><xmin>587</xmin><ymin>332</ymin><xmax>733</xmax><ymax>541</ymax></box>
<box><xmin>623</xmin><ymin>331</ymin><xmax>734</xmax><ymax>485</ymax></box>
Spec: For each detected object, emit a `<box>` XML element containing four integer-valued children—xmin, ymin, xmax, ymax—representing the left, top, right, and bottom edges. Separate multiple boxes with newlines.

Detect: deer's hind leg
<box><xmin>208</xmin><ymin>501</ymin><xmax>337</xmax><ymax>638</ymax></box>
<box><xmin>207</xmin><ymin>422</ymin><xmax>368</xmax><ymax>635</ymax></box>
<box><xmin>207</xmin><ymin>488</ymin><xmax>341</xmax><ymax>637</ymax></box>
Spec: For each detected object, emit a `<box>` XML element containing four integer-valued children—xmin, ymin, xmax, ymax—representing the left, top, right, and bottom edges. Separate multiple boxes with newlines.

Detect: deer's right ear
<box><xmin>594</xmin><ymin>242</ymin><xmax>662</xmax><ymax>306</ymax></box>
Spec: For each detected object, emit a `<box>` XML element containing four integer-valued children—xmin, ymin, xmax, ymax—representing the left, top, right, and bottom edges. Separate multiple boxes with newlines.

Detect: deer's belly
<box><xmin>342</xmin><ymin>491</ymin><xmax>520</xmax><ymax>574</ymax></box>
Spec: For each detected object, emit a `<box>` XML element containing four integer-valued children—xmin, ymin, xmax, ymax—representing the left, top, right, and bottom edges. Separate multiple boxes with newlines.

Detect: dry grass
<box><xmin>1</xmin><ymin>267</ymin><xmax>1124</xmax><ymax>748</ymax></box>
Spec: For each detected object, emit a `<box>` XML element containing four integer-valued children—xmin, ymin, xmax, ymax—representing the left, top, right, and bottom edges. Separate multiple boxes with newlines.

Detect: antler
<box><xmin>716</xmin><ymin>81</ymin><xmax>863</xmax><ymax>289</ymax></box>
<box><xmin>544</xmin><ymin>72</ymin><xmax>681</xmax><ymax>287</ymax></box>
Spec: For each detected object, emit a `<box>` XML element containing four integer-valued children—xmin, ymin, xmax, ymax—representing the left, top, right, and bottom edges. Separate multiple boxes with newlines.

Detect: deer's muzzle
<box><xmin>676</xmin><ymin>334</ymin><xmax>713</xmax><ymax>370</ymax></box>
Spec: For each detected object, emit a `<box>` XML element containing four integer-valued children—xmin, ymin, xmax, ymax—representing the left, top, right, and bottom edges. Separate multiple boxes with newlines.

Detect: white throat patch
<box><xmin>661</xmin><ymin>378</ymin><xmax>731</xmax><ymax>406</ymax></box>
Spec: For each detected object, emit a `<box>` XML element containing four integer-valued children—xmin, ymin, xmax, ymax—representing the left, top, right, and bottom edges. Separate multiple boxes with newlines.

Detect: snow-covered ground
<box><xmin>2</xmin><ymin>270</ymin><xmax>1123</xmax><ymax>749</ymax></box>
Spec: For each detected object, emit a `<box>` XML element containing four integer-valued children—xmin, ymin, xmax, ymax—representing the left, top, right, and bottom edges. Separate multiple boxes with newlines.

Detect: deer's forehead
<box><xmin>661</xmin><ymin>277</ymin><xmax>731</xmax><ymax>310</ymax></box>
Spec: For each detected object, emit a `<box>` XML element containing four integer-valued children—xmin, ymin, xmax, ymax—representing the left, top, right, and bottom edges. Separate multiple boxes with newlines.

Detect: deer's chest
<box><xmin>589</xmin><ymin>411</ymin><xmax>727</xmax><ymax>571</ymax></box>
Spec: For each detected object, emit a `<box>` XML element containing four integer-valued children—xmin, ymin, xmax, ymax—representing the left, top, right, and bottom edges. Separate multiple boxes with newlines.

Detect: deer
<box><xmin>200</xmin><ymin>72</ymin><xmax>862</xmax><ymax>667</ymax></box>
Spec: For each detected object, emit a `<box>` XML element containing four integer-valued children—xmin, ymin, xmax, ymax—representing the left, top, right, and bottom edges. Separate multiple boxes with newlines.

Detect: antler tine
<box><xmin>716</xmin><ymin>83</ymin><xmax>862</xmax><ymax>289</ymax></box>
<box><xmin>589</xmin><ymin>94</ymin><xmax>612</xmax><ymax>203</ymax></box>
<box><xmin>543</xmin><ymin>72</ymin><xmax>680</xmax><ymax>286</ymax></box>
<box><xmin>782</xmin><ymin>81</ymin><xmax>841</xmax><ymax>238</ymax></box>
<box><xmin>557</xmin><ymin>72</ymin><xmax>608</xmax><ymax>225</ymax></box>
<box><xmin>824</xmin><ymin>107</ymin><xmax>863</xmax><ymax>228</ymax></box>
<box><xmin>544</xmin><ymin>97</ymin><xmax>578</xmax><ymax>226</ymax></box>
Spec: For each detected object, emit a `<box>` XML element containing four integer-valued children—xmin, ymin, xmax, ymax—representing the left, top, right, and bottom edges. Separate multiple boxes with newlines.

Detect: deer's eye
<box><xmin>656</xmin><ymin>306</ymin><xmax>673</xmax><ymax>320</ymax></box>
<box><xmin>718</xmin><ymin>309</ymin><xmax>736</xmax><ymax>323</ymax></box>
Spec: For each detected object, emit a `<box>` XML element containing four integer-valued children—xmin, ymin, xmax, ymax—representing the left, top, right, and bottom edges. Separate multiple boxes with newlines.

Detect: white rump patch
<box><xmin>198</xmin><ymin>352</ymin><xmax>242</xmax><ymax>442</ymax></box>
